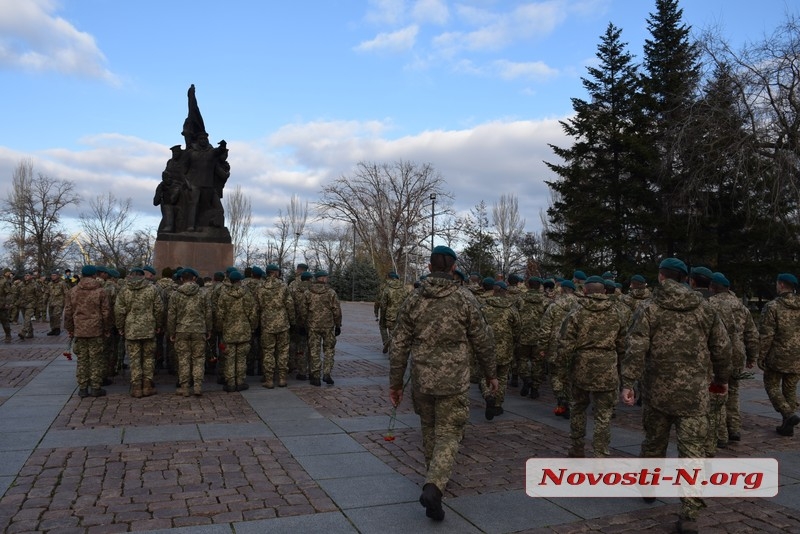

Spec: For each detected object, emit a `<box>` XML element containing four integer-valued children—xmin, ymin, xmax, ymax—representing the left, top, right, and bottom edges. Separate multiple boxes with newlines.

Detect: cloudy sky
<box><xmin>0</xmin><ymin>0</ymin><xmax>794</xmax><ymax>244</ymax></box>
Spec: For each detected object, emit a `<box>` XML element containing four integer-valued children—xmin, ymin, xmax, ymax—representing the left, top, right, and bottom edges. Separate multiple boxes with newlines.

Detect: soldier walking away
<box><xmin>167</xmin><ymin>268</ymin><xmax>212</xmax><ymax>396</ymax></box>
<box><xmin>46</xmin><ymin>270</ymin><xmax>69</xmax><ymax>336</ymax></box>
<box><xmin>390</xmin><ymin>245</ymin><xmax>498</xmax><ymax>522</ymax></box>
<box><xmin>115</xmin><ymin>267</ymin><xmax>164</xmax><ymax>398</ymax></box>
<box><xmin>479</xmin><ymin>280</ymin><xmax>519</xmax><ymax>419</ymax></box>
<box><xmin>758</xmin><ymin>273</ymin><xmax>800</xmax><ymax>437</ymax></box>
<box><xmin>16</xmin><ymin>272</ymin><xmax>37</xmax><ymax>340</ymax></box>
<box><xmin>300</xmin><ymin>270</ymin><xmax>341</xmax><ymax>386</ymax></box>
<box><xmin>378</xmin><ymin>271</ymin><xmax>409</xmax><ymax>354</ymax></box>
<box><xmin>517</xmin><ymin>276</ymin><xmax>547</xmax><ymax>399</ymax></box>
<box><xmin>64</xmin><ymin>265</ymin><xmax>113</xmax><ymax>398</ymax></box>
<box><xmin>621</xmin><ymin>258</ymin><xmax>731</xmax><ymax>534</ymax></box>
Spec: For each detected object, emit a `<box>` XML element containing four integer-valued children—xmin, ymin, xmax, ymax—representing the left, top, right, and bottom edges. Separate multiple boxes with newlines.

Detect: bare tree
<box><xmin>224</xmin><ymin>185</ymin><xmax>254</xmax><ymax>265</ymax></box>
<box><xmin>123</xmin><ymin>228</ymin><xmax>157</xmax><ymax>268</ymax></box>
<box><xmin>492</xmin><ymin>193</ymin><xmax>526</xmax><ymax>276</ymax></box>
<box><xmin>317</xmin><ymin>160</ymin><xmax>451</xmax><ymax>278</ymax></box>
<box><xmin>79</xmin><ymin>192</ymin><xmax>137</xmax><ymax>267</ymax></box>
<box><xmin>0</xmin><ymin>159</ymin><xmax>79</xmax><ymax>272</ymax></box>
<box><xmin>288</xmin><ymin>194</ymin><xmax>308</xmax><ymax>268</ymax></box>
<box><xmin>305</xmin><ymin>225</ymin><xmax>350</xmax><ymax>274</ymax></box>
<box><xmin>264</xmin><ymin>209</ymin><xmax>292</xmax><ymax>270</ymax></box>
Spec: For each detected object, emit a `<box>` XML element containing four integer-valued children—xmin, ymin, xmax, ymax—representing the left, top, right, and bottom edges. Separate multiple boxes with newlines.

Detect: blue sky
<box><xmin>0</xmin><ymin>0</ymin><xmax>796</xmax><ymax>242</ymax></box>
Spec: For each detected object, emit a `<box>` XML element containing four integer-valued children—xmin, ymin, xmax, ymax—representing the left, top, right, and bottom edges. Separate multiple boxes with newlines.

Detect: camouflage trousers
<box><xmin>763</xmin><ymin>369</ymin><xmax>800</xmax><ymax>417</ymax></box>
<box><xmin>126</xmin><ymin>338</ymin><xmax>156</xmax><ymax>389</ymax></box>
<box><xmin>289</xmin><ymin>327</ymin><xmax>308</xmax><ymax>373</ymax></box>
<box><xmin>19</xmin><ymin>306</ymin><xmax>34</xmax><ymax>337</ymax></box>
<box><xmin>516</xmin><ymin>344</ymin><xmax>544</xmax><ymax>388</ymax></box>
<box><xmin>706</xmin><ymin>391</ymin><xmax>729</xmax><ymax>455</ymax></box>
<box><xmin>308</xmin><ymin>328</ymin><xmax>336</xmax><ymax>378</ymax></box>
<box><xmin>570</xmin><ymin>387</ymin><xmax>617</xmax><ymax>457</ymax></box>
<box><xmin>261</xmin><ymin>330</ymin><xmax>290</xmax><ymax>377</ymax></box>
<box><xmin>74</xmin><ymin>337</ymin><xmax>107</xmax><ymax>390</ymax></box>
<box><xmin>412</xmin><ymin>389</ymin><xmax>470</xmax><ymax>492</ymax></box>
<box><xmin>725</xmin><ymin>374</ymin><xmax>743</xmax><ymax>435</ymax></box>
<box><xmin>0</xmin><ymin>308</ymin><xmax>10</xmax><ymax>336</ymax></box>
<box><xmin>224</xmin><ymin>341</ymin><xmax>250</xmax><ymax>387</ymax></box>
<box><xmin>378</xmin><ymin>321</ymin><xmax>389</xmax><ymax>349</ymax></box>
<box><xmin>482</xmin><ymin>362</ymin><xmax>511</xmax><ymax>407</ymax></box>
<box><xmin>641</xmin><ymin>404</ymin><xmax>707</xmax><ymax>521</ymax></box>
<box><xmin>48</xmin><ymin>303</ymin><xmax>63</xmax><ymax>331</ymax></box>
<box><xmin>174</xmin><ymin>332</ymin><xmax>206</xmax><ymax>392</ymax></box>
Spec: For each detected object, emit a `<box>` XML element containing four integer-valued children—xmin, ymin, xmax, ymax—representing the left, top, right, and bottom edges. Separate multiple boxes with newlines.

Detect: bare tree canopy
<box><xmin>288</xmin><ymin>194</ymin><xmax>308</xmax><ymax>268</ymax></box>
<box><xmin>492</xmin><ymin>193</ymin><xmax>526</xmax><ymax>276</ymax></box>
<box><xmin>224</xmin><ymin>185</ymin><xmax>254</xmax><ymax>265</ymax></box>
<box><xmin>0</xmin><ymin>159</ymin><xmax>79</xmax><ymax>272</ymax></box>
<box><xmin>79</xmin><ymin>192</ymin><xmax>137</xmax><ymax>267</ymax></box>
<box><xmin>316</xmin><ymin>160</ymin><xmax>451</xmax><ymax>277</ymax></box>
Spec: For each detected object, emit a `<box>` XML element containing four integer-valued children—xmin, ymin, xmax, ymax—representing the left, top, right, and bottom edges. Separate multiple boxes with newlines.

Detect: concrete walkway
<box><xmin>0</xmin><ymin>302</ymin><xmax>798</xmax><ymax>533</ymax></box>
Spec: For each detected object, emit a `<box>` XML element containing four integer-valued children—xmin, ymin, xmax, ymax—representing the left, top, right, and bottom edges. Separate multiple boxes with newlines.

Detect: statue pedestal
<box><xmin>154</xmin><ymin>239</ymin><xmax>234</xmax><ymax>279</ymax></box>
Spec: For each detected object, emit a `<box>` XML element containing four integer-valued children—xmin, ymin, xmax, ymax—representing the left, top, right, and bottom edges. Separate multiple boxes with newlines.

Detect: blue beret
<box><xmin>143</xmin><ymin>265</ymin><xmax>156</xmax><ymax>275</ymax></box>
<box><xmin>528</xmin><ymin>276</ymin><xmax>542</xmax><ymax>284</ymax></box>
<box><xmin>315</xmin><ymin>270</ymin><xmax>328</xmax><ymax>278</ymax></box>
<box><xmin>690</xmin><ymin>266</ymin><xmax>713</xmax><ymax>279</ymax></box>
<box><xmin>225</xmin><ymin>266</ymin><xmax>238</xmax><ymax>274</ymax></box>
<box><xmin>109</xmin><ymin>269</ymin><xmax>120</xmax><ymax>278</ymax></box>
<box><xmin>585</xmin><ymin>275</ymin><xmax>606</xmax><ymax>285</ymax></box>
<box><xmin>711</xmin><ymin>272</ymin><xmax>730</xmax><ymax>287</ymax></box>
<box><xmin>95</xmin><ymin>266</ymin><xmax>108</xmax><ymax>274</ymax></box>
<box><xmin>81</xmin><ymin>265</ymin><xmax>97</xmax><ymax>276</ymax></box>
<box><xmin>561</xmin><ymin>280</ymin><xmax>576</xmax><ymax>291</ymax></box>
<box><xmin>431</xmin><ymin>245</ymin><xmax>457</xmax><ymax>260</ymax></box>
<box><xmin>297</xmin><ymin>263</ymin><xmax>308</xmax><ymax>270</ymax></box>
<box><xmin>659</xmin><ymin>258</ymin><xmax>688</xmax><ymax>274</ymax></box>
<box><xmin>778</xmin><ymin>273</ymin><xmax>798</xmax><ymax>286</ymax></box>
<box><xmin>251</xmin><ymin>266</ymin><xmax>265</xmax><ymax>277</ymax></box>
<box><xmin>494</xmin><ymin>280</ymin><xmax>508</xmax><ymax>290</ymax></box>
<box><xmin>603</xmin><ymin>280</ymin><xmax>616</xmax><ymax>289</ymax></box>
<box><xmin>615</xmin><ymin>282</ymin><xmax>622</xmax><ymax>288</ymax></box>
<box><xmin>572</xmin><ymin>270</ymin><xmax>587</xmax><ymax>280</ymax></box>
<box><xmin>229</xmin><ymin>270</ymin><xmax>244</xmax><ymax>282</ymax></box>
<box><xmin>388</xmin><ymin>271</ymin><xmax>399</xmax><ymax>279</ymax></box>
<box><xmin>453</xmin><ymin>269</ymin><xmax>466</xmax><ymax>282</ymax></box>
<box><xmin>482</xmin><ymin>277</ymin><xmax>495</xmax><ymax>286</ymax></box>
<box><xmin>601</xmin><ymin>271</ymin><xmax>614</xmax><ymax>280</ymax></box>
<box><xmin>631</xmin><ymin>274</ymin><xmax>646</xmax><ymax>283</ymax></box>
<box><xmin>183</xmin><ymin>268</ymin><xmax>199</xmax><ymax>278</ymax></box>
<box><xmin>129</xmin><ymin>267</ymin><xmax>145</xmax><ymax>275</ymax></box>
<box><xmin>300</xmin><ymin>271</ymin><xmax>313</xmax><ymax>280</ymax></box>
<box><xmin>266</xmin><ymin>263</ymin><xmax>280</xmax><ymax>272</ymax></box>
<box><xmin>173</xmin><ymin>268</ymin><xmax>183</xmax><ymax>279</ymax></box>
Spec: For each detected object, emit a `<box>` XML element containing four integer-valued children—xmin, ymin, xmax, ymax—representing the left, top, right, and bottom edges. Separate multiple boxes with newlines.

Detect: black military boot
<box><xmin>323</xmin><ymin>374</ymin><xmax>334</xmax><ymax>385</ymax></box>
<box><xmin>484</xmin><ymin>395</ymin><xmax>496</xmax><ymax>421</ymax></box>
<box><xmin>520</xmin><ymin>379</ymin><xmax>532</xmax><ymax>397</ymax></box>
<box><xmin>419</xmin><ymin>483</ymin><xmax>444</xmax><ymax>521</ymax></box>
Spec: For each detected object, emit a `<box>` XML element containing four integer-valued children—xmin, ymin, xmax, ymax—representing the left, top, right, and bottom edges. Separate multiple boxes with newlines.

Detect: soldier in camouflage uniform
<box><xmin>256</xmin><ymin>264</ymin><xmax>295</xmax><ymax>388</ymax></box>
<box><xmin>378</xmin><ymin>271</ymin><xmax>409</xmax><ymax>354</ymax></box>
<box><xmin>300</xmin><ymin>270</ymin><xmax>342</xmax><ymax>386</ymax></box>
<box><xmin>708</xmin><ymin>272</ymin><xmax>759</xmax><ymax>444</ymax></box>
<box><xmin>506</xmin><ymin>274</ymin><xmax>525</xmax><ymax>386</ymax></box>
<box><xmin>167</xmin><ymin>268</ymin><xmax>212</xmax><ymax>396</ymax></box>
<box><xmin>758</xmin><ymin>273</ymin><xmax>800</xmax><ymax>436</ymax></box>
<box><xmin>289</xmin><ymin>270</ymin><xmax>313</xmax><ymax>379</ymax></box>
<box><xmin>480</xmin><ymin>280</ymin><xmax>520</xmax><ymax>419</ymax></box>
<box><xmin>216</xmin><ymin>270</ymin><xmax>258</xmax><ymax>391</ymax></box>
<box><xmin>1</xmin><ymin>270</ymin><xmax>13</xmax><ymax>342</ymax></box>
<box><xmin>390</xmin><ymin>245</ymin><xmax>498</xmax><ymax>522</ymax></box>
<box><xmin>374</xmin><ymin>273</ymin><xmax>389</xmax><ymax>351</ymax></box>
<box><xmin>46</xmin><ymin>270</ymin><xmax>68</xmax><ymax>335</ymax></box>
<box><xmin>64</xmin><ymin>265</ymin><xmax>113</xmax><ymax>398</ymax></box>
<box><xmin>517</xmin><ymin>276</ymin><xmax>547</xmax><ymax>398</ymax></box>
<box><xmin>15</xmin><ymin>272</ymin><xmax>38</xmax><ymax>340</ymax></box>
<box><xmin>115</xmin><ymin>267</ymin><xmax>164</xmax><ymax>398</ymax></box>
<box><xmin>34</xmin><ymin>271</ymin><xmax>46</xmax><ymax>322</ymax></box>
<box><xmin>557</xmin><ymin>276</ymin><xmax>627</xmax><ymax>457</ymax></box>
<box><xmin>621</xmin><ymin>258</ymin><xmax>731</xmax><ymax>534</ymax></box>
<box><xmin>155</xmin><ymin>267</ymin><xmax>176</xmax><ymax>372</ymax></box>
<box><xmin>619</xmin><ymin>274</ymin><xmax>650</xmax><ymax>314</ymax></box>
<box><xmin>539</xmin><ymin>280</ymin><xmax>579</xmax><ymax>417</ymax></box>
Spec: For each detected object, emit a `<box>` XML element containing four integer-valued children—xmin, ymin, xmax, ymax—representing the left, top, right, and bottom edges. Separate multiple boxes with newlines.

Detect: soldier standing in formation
<box><xmin>288</xmin><ymin>266</ymin><xmax>312</xmax><ymax>379</ymax></box>
<box><xmin>0</xmin><ymin>270</ymin><xmax>12</xmax><ymax>342</ymax></box>
<box><xmin>64</xmin><ymin>265</ymin><xmax>113</xmax><ymax>398</ymax></box>
<box><xmin>167</xmin><ymin>268</ymin><xmax>212</xmax><ymax>397</ymax></box>
<box><xmin>216</xmin><ymin>270</ymin><xmax>258</xmax><ymax>392</ymax></box>
<box><xmin>389</xmin><ymin>245</ymin><xmax>498</xmax><ymax>522</ymax></box>
<box><xmin>480</xmin><ymin>280</ymin><xmax>519</xmax><ymax>420</ymax></box>
<box><xmin>16</xmin><ymin>272</ymin><xmax>37</xmax><ymax>340</ymax></box>
<box><xmin>256</xmin><ymin>264</ymin><xmax>295</xmax><ymax>388</ymax></box>
<box><xmin>46</xmin><ymin>270</ymin><xmax>68</xmax><ymax>336</ymax></box>
<box><xmin>301</xmin><ymin>270</ymin><xmax>342</xmax><ymax>387</ymax></box>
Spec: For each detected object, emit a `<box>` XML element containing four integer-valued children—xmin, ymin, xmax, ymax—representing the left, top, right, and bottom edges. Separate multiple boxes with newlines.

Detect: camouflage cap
<box><xmin>659</xmin><ymin>258</ymin><xmax>688</xmax><ymax>274</ymax></box>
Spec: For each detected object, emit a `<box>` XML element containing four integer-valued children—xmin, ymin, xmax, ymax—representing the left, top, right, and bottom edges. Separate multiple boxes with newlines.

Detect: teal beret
<box><xmin>225</xmin><ymin>266</ymin><xmax>237</xmax><ymax>274</ymax></box>
<box><xmin>508</xmin><ymin>273</ymin><xmax>523</xmax><ymax>284</ymax></box>
<box><xmin>690</xmin><ymin>266</ymin><xmax>713</xmax><ymax>279</ymax></box>
<box><xmin>494</xmin><ymin>280</ymin><xmax>508</xmax><ymax>290</ymax></box>
<box><xmin>95</xmin><ymin>266</ymin><xmax>108</xmax><ymax>274</ymax></box>
<box><xmin>143</xmin><ymin>265</ymin><xmax>156</xmax><ymax>275</ymax></box>
<box><xmin>778</xmin><ymin>273</ymin><xmax>798</xmax><ymax>286</ymax></box>
<box><xmin>431</xmin><ymin>245</ymin><xmax>457</xmax><ymax>260</ymax></box>
<box><xmin>711</xmin><ymin>272</ymin><xmax>730</xmax><ymax>287</ymax></box>
<box><xmin>129</xmin><ymin>267</ymin><xmax>145</xmax><ymax>275</ymax></box>
<box><xmin>229</xmin><ymin>270</ymin><xmax>244</xmax><ymax>282</ymax></box>
<box><xmin>81</xmin><ymin>265</ymin><xmax>97</xmax><ymax>276</ymax></box>
<box><xmin>631</xmin><ymin>274</ymin><xmax>646</xmax><ymax>283</ymax></box>
<box><xmin>183</xmin><ymin>268</ymin><xmax>199</xmax><ymax>278</ymax></box>
<box><xmin>528</xmin><ymin>276</ymin><xmax>542</xmax><ymax>284</ymax></box>
<box><xmin>251</xmin><ymin>266</ymin><xmax>265</xmax><ymax>277</ymax></box>
<box><xmin>300</xmin><ymin>271</ymin><xmax>313</xmax><ymax>280</ymax></box>
<box><xmin>601</xmin><ymin>271</ymin><xmax>614</xmax><ymax>280</ymax></box>
<box><xmin>453</xmin><ymin>269</ymin><xmax>466</xmax><ymax>282</ymax></box>
<box><xmin>572</xmin><ymin>270</ymin><xmax>587</xmax><ymax>280</ymax></box>
<box><xmin>109</xmin><ymin>269</ymin><xmax>120</xmax><ymax>278</ymax></box>
<box><xmin>482</xmin><ymin>277</ymin><xmax>495</xmax><ymax>286</ymax></box>
<box><xmin>266</xmin><ymin>263</ymin><xmax>280</xmax><ymax>272</ymax></box>
<box><xmin>603</xmin><ymin>280</ymin><xmax>616</xmax><ymax>289</ymax></box>
<box><xmin>315</xmin><ymin>270</ymin><xmax>328</xmax><ymax>278</ymax></box>
<box><xmin>659</xmin><ymin>258</ymin><xmax>688</xmax><ymax>274</ymax></box>
<box><xmin>615</xmin><ymin>282</ymin><xmax>622</xmax><ymax>288</ymax></box>
<box><xmin>561</xmin><ymin>280</ymin><xmax>576</xmax><ymax>291</ymax></box>
<box><xmin>585</xmin><ymin>275</ymin><xmax>606</xmax><ymax>285</ymax></box>
<box><xmin>388</xmin><ymin>271</ymin><xmax>399</xmax><ymax>279</ymax></box>
<box><xmin>297</xmin><ymin>263</ymin><xmax>308</xmax><ymax>270</ymax></box>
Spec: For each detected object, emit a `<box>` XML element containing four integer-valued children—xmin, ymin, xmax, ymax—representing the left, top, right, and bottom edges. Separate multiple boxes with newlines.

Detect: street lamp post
<box><xmin>430</xmin><ymin>193</ymin><xmax>437</xmax><ymax>252</ymax></box>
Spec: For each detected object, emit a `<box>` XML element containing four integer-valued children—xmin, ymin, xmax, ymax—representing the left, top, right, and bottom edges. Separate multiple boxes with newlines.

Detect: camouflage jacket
<box><xmin>759</xmin><ymin>292</ymin><xmax>800</xmax><ymax>373</ymax></box>
<box><xmin>167</xmin><ymin>282</ymin><xmax>212</xmax><ymax>336</ymax></box>
<box><xmin>620</xmin><ymin>287</ymin><xmax>651</xmax><ymax>314</ymax></box>
<box><xmin>0</xmin><ymin>279</ymin><xmax>12</xmax><ymax>310</ymax></box>
<box><xmin>289</xmin><ymin>278</ymin><xmax>311</xmax><ymax>323</ymax></box>
<box><xmin>481</xmin><ymin>295</ymin><xmax>520</xmax><ymax>365</ymax></box>
<box><xmin>256</xmin><ymin>277</ymin><xmax>295</xmax><ymax>334</ymax></box>
<box><xmin>64</xmin><ymin>277</ymin><xmax>112</xmax><ymax>338</ymax></box>
<box><xmin>557</xmin><ymin>294</ymin><xmax>627</xmax><ymax>391</ymax></box>
<box><xmin>379</xmin><ymin>279</ymin><xmax>409</xmax><ymax>328</ymax></box>
<box><xmin>538</xmin><ymin>293</ymin><xmax>579</xmax><ymax>360</ymax></box>
<box><xmin>516</xmin><ymin>289</ymin><xmax>547</xmax><ymax>346</ymax></box>
<box><xmin>621</xmin><ymin>278</ymin><xmax>732</xmax><ymax>416</ymax></box>
<box><xmin>216</xmin><ymin>283</ymin><xmax>259</xmax><ymax>343</ymax></box>
<box><xmin>390</xmin><ymin>273</ymin><xmax>496</xmax><ymax>396</ymax></box>
<box><xmin>15</xmin><ymin>280</ymin><xmax>39</xmax><ymax>309</ymax></box>
<box><xmin>709</xmin><ymin>290</ymin><xmax>759</xmax><ymax>370</ymax></box>
<box><xmin>115</xmin><ymin>277</ymin><xmax>164</xmax><ymax>340</ymax></box>
<box><xmin>46</xmin><ymin>278</ymin><xmax>69</xmax><ymax>307</ymax></box>
<box><xmin>301</xmin><ymin>283</ymin><xmax>341</xmax><ymax>330</ymax></box>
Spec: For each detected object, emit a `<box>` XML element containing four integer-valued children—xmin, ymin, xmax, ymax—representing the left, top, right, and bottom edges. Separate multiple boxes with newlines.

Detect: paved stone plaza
<box><xmin>0</xmin><ymin>302</ymin><xmax>798</xmax><ymax>533</ymax></box>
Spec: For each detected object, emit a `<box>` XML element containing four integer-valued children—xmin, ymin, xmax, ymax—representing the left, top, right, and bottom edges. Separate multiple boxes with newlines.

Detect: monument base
<box><xmin>154</xmin><ymin>239</ymin><xmax>234</xmax><ymax>279</ymax></box>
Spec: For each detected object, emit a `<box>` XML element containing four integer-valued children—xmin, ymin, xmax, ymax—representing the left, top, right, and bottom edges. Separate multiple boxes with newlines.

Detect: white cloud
<box><xmin>412</xmin><ymin>0</ymin><xmax>449</xmax><ymax>25</ymax></box>
<box><xmin>0</xmin><ymin>0</ymin><xmax>118</xmax><ymax>84</ymax></box>
<box><xmin>364</xmin><ymin>0</ymin><xmax>407</xmax><ymax>25</ymax></box>
<box><xmin>494</xmin><ymin>59</ymin><xmax>559</xmax><ymax>80</ymax></box>
<box><xmin>355</xmin><ymin>25</ymin><xmax>419</xmax><ymax>53</ymax></box>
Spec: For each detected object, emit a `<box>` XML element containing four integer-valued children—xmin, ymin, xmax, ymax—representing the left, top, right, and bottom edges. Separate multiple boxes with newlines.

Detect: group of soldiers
<box><xmin>0</xmin><ymin>268</ymin><xmax>79</xmax><ymax>342</ymax></box>
<box><xmin>384</xmin><ymin>249</ymin><xmax>799</xmax><ymax>532</ymax></box>
<box><xmin>1</xmin><ymin>262</ymin><xmax>344</xmax><ymax>399</ymax></box>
